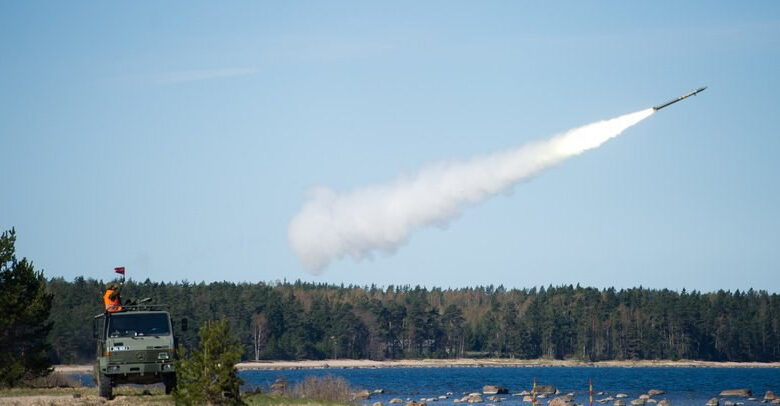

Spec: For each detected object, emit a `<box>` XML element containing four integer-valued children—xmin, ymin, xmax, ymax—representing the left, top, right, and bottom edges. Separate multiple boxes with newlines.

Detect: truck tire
<box><xmin>164</xmin><ymin>373</ymin><xmax>177</xmax><ymax>394</ymax></box>
<box><xmin>98</xmin><ymin>373</ymin><xmax>113</xmax><ymax>399</ymax></box>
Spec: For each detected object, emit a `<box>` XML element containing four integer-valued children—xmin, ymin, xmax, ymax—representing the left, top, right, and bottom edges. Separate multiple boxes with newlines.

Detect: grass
<box><xmin>0</xmin><ymin>387</ymin><xmax>345</xmax><ymax>405</ymax></box>
<box><xmin>1</xmin><ymin>374</ymin><xmax>352</xmax><ymax>405</ymax></box>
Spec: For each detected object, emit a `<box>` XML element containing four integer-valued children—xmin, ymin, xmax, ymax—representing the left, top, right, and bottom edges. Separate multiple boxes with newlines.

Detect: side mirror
<box><xmin>181</xmin><ymin>318</ymin><xmax>188</xmax><ymax>332</ymax></box>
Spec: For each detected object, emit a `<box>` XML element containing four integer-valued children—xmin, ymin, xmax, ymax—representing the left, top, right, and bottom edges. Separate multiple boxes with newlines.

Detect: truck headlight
<box><xmin>107</xmin><ymin>365</ymin><xmax>120</xmax><ymax>372</ymax></box>
<box><xmin>158</xmin><ymin>352</ymin><xmax>170</xmax><ymax>360</ymax></box>
<box><xmin>162</xmin><ymin>363</ymin><xmax>174</xmax><ymax>371</ymax></box>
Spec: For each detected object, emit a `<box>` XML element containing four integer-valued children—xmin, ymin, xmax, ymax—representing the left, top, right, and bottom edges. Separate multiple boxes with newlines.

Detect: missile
<box><xmin>653</xmin><ymin>87</ymin><xmax>707</xmax><ymax>111</ymax></box>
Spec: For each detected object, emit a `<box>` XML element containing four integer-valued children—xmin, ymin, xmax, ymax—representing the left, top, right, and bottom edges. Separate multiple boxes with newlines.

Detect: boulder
<box><xmin>599</xmin><ymin>397</ymin><xmax>615</xmax><ymax>403</ymax></box>
<box><xmin>616</xmin><ymin>394</ymin><xmax>629</xmax><ymax>398</ymax></box>
<box><xmin>483</xmin><ymin>385</ymin><xmax>509</xmax><ymax>395</ymax></box>
<box><xmin>614</xmin><ymin>401</ymin><xmax>626</xmax><ymax>406</ymax></box>
<box><xmin>657</xmin><ymin>400</ymin><xmax>670</xmax><ymax>406</ymax></box>
<box><xmin>548</xmin><ymin>396</ymin><xmax>574</xmax><ymax>406</ymax></box>
<box><xmin>630</xmin><ymin>399</ymin><xmax>646</xmax><ymax>405</ymax></box>
<box><xmin>460</xmin><ymin>393</ymin><xmax>483</xmax><ymax>403</ymax></box>
<box><xmin>640</xmin><ymin>394</ymin><xmax>651</xmax><ymax>400</ymax></box>
<box><xmin>646</xmin><ymin>400</ymin><xmax>657</xmax><ymax>404</ymax></box>
<box><xmin>406</xmin><ymin>402</ymin><xmax>426</xmax><ymax>406</ymax></box>
<box><xmin>390</xmin><ymin>398</ymin><xmax>404</xmax><ymax>404</ymax></box>
<box><xmin>372</xmin><ymin>402</ymin><xmax>383</xmax><ymax>406</ymax></box>
<box><xmin>722</xmin><ymin>401</ymin><xmax>735</xmax><ymax>406</ymax></box>
<box><xmin>522</xmin><ymin>395</ymin><xmax>533</xmax><ymax>402</ymax></box>
<box><xmin>766</xmin><ymin>391</ymin><xmax>778</xmax><ymax>401</ymax></box>
<box><xmin>374</xmin><ymin>389</ymin><xmax>385</xmax><ymax>394</ymax></box>
<box><xmin>772</xmin><ymin>400</ymin><xmax>780</xmax><ymax>405</ymax></box>
<box><xmin>536</xmin><ymin>385</ymin><xmax>556</xmax><ymax>395</ymax></box>
<box><xmin>439</xmin><ymin>395</ymin><xmax>448</xmax><ymax>399</ymax></box>
<box><xmin>648</xmin><ymin>390</ymin><xmax>666</xmax><ymax>396</ymax></box>
<box><xmin>519</xmin><ymin>390</ymin><xmax>531</xmax><ymax>396</ymax></box>
<box><xmin>719</xmin><ymin>389</ymin><xmax>751</xmax><ymax>397</ymax></box>
<box><xmin>354</xmin><ymin>390</ymin><xmax>372</xmax><ymax>400</ymax></box>
<box><xmin>705</xmin><ymin>398</ymin><xmax>718</xmax><ymax>406</ymax></box>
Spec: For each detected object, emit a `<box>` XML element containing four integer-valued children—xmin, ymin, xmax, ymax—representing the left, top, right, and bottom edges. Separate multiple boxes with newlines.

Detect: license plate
<box><xmin>110</xmin><ymin>346</ymin><xmax>129</xmax><ymax>351</ymax></box>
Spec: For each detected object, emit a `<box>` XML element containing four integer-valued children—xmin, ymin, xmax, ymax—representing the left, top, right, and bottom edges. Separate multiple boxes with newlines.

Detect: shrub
<box><xmin>292</xmin><ymin>376</ymin><xmax>352</xmax><ymax>403</ymax></box>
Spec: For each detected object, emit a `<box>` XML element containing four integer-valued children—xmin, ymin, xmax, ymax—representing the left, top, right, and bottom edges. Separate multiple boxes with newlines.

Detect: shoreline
<box><xmin>54</xmin><ymin>359</ymin><xmax>780</xmax><ymax>373</ymax></box>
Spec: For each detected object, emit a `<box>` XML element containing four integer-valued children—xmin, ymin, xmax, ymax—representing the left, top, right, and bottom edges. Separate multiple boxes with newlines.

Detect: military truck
<box><xmin>93</xmin><ymin>305</ymin><xmax>187</xmax><ymax>399</ymax></box>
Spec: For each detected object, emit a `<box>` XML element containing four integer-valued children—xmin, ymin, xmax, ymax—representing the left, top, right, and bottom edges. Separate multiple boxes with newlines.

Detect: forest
<box><xmin>46</xmin><ymin>278</ymin><xmax>780</xmax><ymax>364</ymax></box>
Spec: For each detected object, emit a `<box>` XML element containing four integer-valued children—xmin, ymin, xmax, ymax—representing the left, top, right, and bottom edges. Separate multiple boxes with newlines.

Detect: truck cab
<box><xmin>93</xmin><ymin>306</ymin><xmax>184</xmax><ymax>399</ymax></box>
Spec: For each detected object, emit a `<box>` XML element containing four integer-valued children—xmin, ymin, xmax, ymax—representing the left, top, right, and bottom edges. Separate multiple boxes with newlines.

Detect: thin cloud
<box><xmin>155</xmin><ymin>67</ymin><xmax>257</xmax><ymax>84</ymax></box>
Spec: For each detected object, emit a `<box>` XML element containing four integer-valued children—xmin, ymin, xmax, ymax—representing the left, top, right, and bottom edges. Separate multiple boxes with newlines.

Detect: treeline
<box><xmin>46</xmin><ymin>278</ymin><xmax>780</xmax><ymax>364</ymax></box>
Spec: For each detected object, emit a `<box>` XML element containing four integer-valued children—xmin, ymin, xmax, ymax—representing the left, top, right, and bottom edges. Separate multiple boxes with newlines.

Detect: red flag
<box><xmin>114</xmin><ymin>267</ymin><xmax>125</xmax><ymax>275</ymax></box>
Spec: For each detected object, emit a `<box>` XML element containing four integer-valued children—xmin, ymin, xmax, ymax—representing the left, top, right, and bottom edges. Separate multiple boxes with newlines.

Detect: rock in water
<box><xmin>548</xmin><ymin>396</ymin><xmax>574</xmax><ymax>406</ymax></box>
<box><xmin>616</xmin><ymin>394</ymin><xmax>629</xmax><ymax>398</ymax></box>
<box><xmin>372</xmin><ymin>402</ymin><xmax>383</xmax><ymax>406</ymax></box>
<box><xmin>390</xmin><ymin>399</ymin><xmax>403</xmax><ymax>404</ymax></box>
<box><xmin>630</xmin><ymin>399</ymin><xmax>646</xmax><ymax>405</ymax></box>
<box><xmin>766</xmin><ymin>391</ymin><xmax>778</xmax><ymax>401</ymax></box>
<box><xmin>614</xmin><ymin>400</ymin><xmax>626</xmax><ymax>406</ymax></box>
<box><xmin>536</xmin><ymin>385</ymin><xmax>556</xmax><ymax>395</ymax></box>
<box><xmin>719</xmin><ymin>389</ymin><xmax>751</xmax><ymax>397</ymax></box>
<box><xmin>657</xmin><ymin>400</ymin><xmax>670</xmax><ymax>406</ymax></box>
<box><xmin>705</xmin><ymin>398</ymin><xmax>718</xmax><ymax>406</ymax></box>
<box><xmin>648</xmin><ymin>390</ymin><xmax>666</xmax><ymax>396</ymax></box>
<box><xmin>483</xmin><ymin>385</ymin><xmax>509</xmax><ymax>395</ymax></box>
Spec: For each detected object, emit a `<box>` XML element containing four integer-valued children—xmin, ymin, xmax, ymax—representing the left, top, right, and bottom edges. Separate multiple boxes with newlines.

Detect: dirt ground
<box><xmin>0</xmin><ymin>388</ymin><xmax>171</xmax><ymax>406</ymax></box>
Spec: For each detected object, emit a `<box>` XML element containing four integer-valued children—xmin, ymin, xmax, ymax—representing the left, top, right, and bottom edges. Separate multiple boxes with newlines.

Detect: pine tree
<box><xmin>174</xmin><ymin>319</ymin><xmax>244</xmax><ymax>405</ymax></box>
<box><xmin>0</xmin><ymin>228</ymin><xmax>53</xmax><ymax>387</ymax></box>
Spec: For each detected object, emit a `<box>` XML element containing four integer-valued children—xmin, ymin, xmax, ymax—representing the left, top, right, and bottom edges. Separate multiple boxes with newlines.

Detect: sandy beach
<box><xmin>53</xmin><ymin>359</ymin><xmax>780</xmax><ymax>373</ymax></box>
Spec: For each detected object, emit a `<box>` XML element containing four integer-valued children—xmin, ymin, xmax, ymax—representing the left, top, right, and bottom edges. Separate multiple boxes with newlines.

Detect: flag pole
<box><xmin>589</xmin><ymin>377</ymin><xmax>593</xmax><ymax>406</ymax></box>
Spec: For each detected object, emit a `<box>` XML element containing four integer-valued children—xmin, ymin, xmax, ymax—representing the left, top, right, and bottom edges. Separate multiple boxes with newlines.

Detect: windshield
<box><xmin>107</xmin><ymin>313</ymin><xmax>171</xmax><ymax>338</ymax></box>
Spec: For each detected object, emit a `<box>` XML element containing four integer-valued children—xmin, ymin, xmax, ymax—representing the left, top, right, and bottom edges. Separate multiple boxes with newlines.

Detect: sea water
<box><xmin>240</xmin><ymin>367</ymin><xmax>780</xmax><ymax>404</ymax></box>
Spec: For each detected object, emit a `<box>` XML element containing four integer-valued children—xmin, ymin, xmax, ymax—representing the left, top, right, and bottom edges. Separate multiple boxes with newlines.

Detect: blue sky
<box><xmin>1</xmin><ymin>2</ymin><xmax>779</xmax><ymax>290</ymax></box>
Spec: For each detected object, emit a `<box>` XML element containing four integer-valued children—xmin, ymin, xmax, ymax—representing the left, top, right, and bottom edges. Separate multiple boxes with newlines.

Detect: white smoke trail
<box><xmin>289</xmin><ymin>108</ymin><xmax>655</xmax><ymax>272</ymax></box>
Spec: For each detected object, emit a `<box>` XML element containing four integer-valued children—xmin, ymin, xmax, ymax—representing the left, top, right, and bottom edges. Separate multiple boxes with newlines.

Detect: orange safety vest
<box><xmin>104</xmin><ymin>289</ymin><xmax>122</xmax><ymax>312</ymax></box>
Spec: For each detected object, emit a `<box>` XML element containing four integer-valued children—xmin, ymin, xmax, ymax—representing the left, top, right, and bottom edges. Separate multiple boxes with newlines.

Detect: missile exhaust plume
<box><xmin>289</xmin><ymin>108</ymin><xmax>655</xmax><ymax>272</ymax></box>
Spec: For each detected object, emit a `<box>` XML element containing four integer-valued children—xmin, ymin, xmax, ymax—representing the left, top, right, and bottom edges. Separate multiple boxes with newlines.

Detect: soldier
<box><xmin>103</xmin><ymin>282</ymin><xmax>123</xmax><ymax>312</ymax></box>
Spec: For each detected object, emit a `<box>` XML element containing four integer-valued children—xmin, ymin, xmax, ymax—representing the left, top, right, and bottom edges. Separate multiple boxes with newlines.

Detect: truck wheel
<box><xmin>98</xmin><ymin>373</ymin><xmax>113</xmax><ymax>399</ymax></box>
<box><xmin>164</xmin><ymin>373</ymin><xmax>177</xmax><ymax>394</ymax></box>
